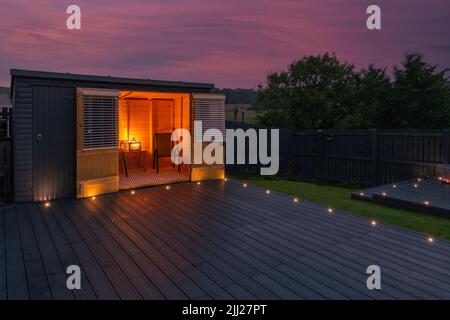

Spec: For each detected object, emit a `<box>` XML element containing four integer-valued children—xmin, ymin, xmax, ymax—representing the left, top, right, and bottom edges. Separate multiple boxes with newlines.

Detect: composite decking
<box><xmin>1</xmin><ymin>179</ymin><xmax>450</xmax><ymax>300</ymax></box>
<box><xmin>353</xmin><ymin>177</ymin><xmax>450</xmax><ymax>217</ymax></box>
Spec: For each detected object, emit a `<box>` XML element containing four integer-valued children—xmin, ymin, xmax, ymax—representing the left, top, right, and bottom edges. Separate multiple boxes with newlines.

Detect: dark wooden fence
<box><xmin>225</xmin><ymin>121</ymin><xmax>450</xmax><ymax>187</ymax></box>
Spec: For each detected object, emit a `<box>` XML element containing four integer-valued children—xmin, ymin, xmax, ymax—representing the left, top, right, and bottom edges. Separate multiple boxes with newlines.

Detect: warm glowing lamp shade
<box><xmin>121</xmin><ymin>137</ymin><xmax>141</xmax><ymax>151</ymax></box>
<box><xmin>129</xmin><ymin>141</ymin><xmax>141</xmax><ymax>151</ymax></box>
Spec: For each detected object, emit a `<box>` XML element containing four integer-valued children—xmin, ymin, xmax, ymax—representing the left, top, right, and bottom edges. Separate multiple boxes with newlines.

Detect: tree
<box><xmin>254</xmin><ymin>53</ymin><xmax>450</xmax><ymax>129</ymax></box>
<box><xmin>390</xmin><ymin>54</ymin><xmax>450</xmax><ymax>129</ymax></box>
<box><xmin>254</xmin><ymin>53</ymin><xmax>358</xmax><ymax>129</ymax></box>
<box><xmin>339</xmin><ymin>65</ymin><xmax>392</xmax><ymax>128</ymax></box>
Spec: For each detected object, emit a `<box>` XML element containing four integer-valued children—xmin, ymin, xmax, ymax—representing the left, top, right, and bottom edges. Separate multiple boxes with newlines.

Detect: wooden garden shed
<box><xmin>10</xmin><ymin>69</ymin><xmax>225</xmax><ymax>202</ymax></box>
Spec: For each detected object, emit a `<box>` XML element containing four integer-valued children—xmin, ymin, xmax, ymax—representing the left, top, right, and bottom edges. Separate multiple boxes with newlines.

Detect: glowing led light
<box><xmin>371</xmin><ymin>220</ymin><xmax>377</xmax><ymax>227</ymax></box>
<box><xmin>417</xmin><ymin>178</ymin><xmax>422</xmax><ymax>182</ymax></box>
<box><xmin>197</xmin><ymin>182</ymin><xmax>201</xmax><ymax>185</ymax></box>
<box><xmin>359</xmin><ymin>192</ymin><xmax>364</xmax><ymax>196</ymax></box>
<box><xmin>438</xmin><ymin>177</ymin><xmax>443</xmax><ymax>181</ymax></box>
<box><xmin>224</xmin><ymin>178</ymin><xmax>228</xmax><ymax>182</ymax></box>
<box><xmin>393</xmin><ymin>184</ymin><xmax>397</xmax><ymax>188</ymax></box>
<box><xmin>327</xmin><ymin>208</ymin><xmax>333</xmax><ymax>214</ymax></box>
<box><xmin>382</xmin><ymin>192</ymin><xmax>387</xmax><ymax>197</ymax></box>
<box><xmin>428</xmin><ymin>237</ymin><xmax>434</xmax><ymax>244</ymax></box>
<box><xmin>293</xmin><ymin>197</ymin><xmax>299</xmax><ymax>203</ymax></box>
<box><xmin>131</xmin><ymin>190</ymin><xmax>135</xmax><ymax>195</ymax></box>
<box><xmin>266</xmin><ymin>190</ymin><xmax>271</xmax><ymax>195</ymax></box>
<box><xmin>243</xmin><ymin>183</ymin><xmax>247</xmax><ymax>188</ymax></box>
<box><xmin>44</xmin><ymin>202</ymin><xmax>51</xmax><ymax>208</ymax></box>
<box><xmin>414</xmin><ymin>184</ymin><xmax>418</xmax><ymax>188</ymax></box>
<box><xmin>91</xmin><ymin>196</ymin><xmax>96</xmax><ymax>200</ymax></box>
<box><xmin>166</xmin><ymin>186</ymin><xmax>171</xmax><ymax>190</ymax></box>
<box><xmin>424</xmin><ymin>201</ymin><xmax>430</xmax><ymax>206</ymax></box>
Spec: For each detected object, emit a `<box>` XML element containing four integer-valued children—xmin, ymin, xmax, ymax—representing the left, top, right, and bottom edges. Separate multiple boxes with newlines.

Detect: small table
<box><xmin>123</xmin><ymin>150</ymin><xmax>146</xmax><ymax>170</ymax></box>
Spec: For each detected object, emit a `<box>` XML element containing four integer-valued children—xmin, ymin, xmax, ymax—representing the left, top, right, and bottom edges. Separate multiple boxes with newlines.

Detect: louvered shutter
<box><xmin>82</xmin><ymin>93</ymin><xmax>118</xmax><ymax>150</ymax></box>
<box><xmin>193</xmin><ymin>94</ymin><xmax>225</xmax><ymax>142</ymax></box>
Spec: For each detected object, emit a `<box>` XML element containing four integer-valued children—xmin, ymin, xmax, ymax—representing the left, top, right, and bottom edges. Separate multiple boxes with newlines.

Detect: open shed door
<box><xmin>191</xmin><ymin>93</ymin><xmax>226</xmax><ymax>181</ymax></box>
<box><xmin>76</xmin><ymin>88</ymin><xmax>119</xmax><ymax>198</ymax></box>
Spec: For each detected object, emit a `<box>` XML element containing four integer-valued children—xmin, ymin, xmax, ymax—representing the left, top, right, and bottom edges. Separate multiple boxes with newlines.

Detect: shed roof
<box><xmin>10</xmin><ymin>69</ymin><xmax>215</xmax><ymax>95</ymax></box>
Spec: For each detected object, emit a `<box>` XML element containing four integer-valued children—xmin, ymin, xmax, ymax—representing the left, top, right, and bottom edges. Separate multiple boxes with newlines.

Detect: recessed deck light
<box><xmin>293</xmin><ymin>197</ymin><xmax>299</xmax><ymax>203</ymax></box>
<box><xmin>371</xmin><ymin>220</ymin><xmax>377</xmax><ymax>227</ymax></box>
<box><xmin>243</xmin><ymin>183</ymin><xmax>247</xmax><ymax>188</ymax></box>
<box><xmin>382</xmin><ymin>192</ymin><xmax>387</xmax><ymax>197</ymax></box>
<box><xmin>359</xmin><ymin>192</ymin><xmax>364</xmax><ymax>196</ymax></box>
<box><xmin>393</xmin><ymin>184</ymin><xmax>397</xmax><ymax>188</ymax></box>
<box><xmin>44</xmin><ymin>202</ymin><xmax>50</xmax><ymax>208</ymax></box>
<box><xmin>131</xmin><ymin>190</ymin><xmax>135</xmax><ymax>194</ymax></box>
<box><xmin>91</xmin><ymin>196</ymin><xmax>96</xmax><ymax>200</ymax></box>
<box><xmin>428</xmin><ymin>237</ymin><xmax>434</xmax><ymax>244</ymax></box>
<box><xmin>197</xmin><ymin>181</ymin><xmax>201</xmax><ymax>185</ymax></box>
<box><xmin>414</xmin><ymin>184</ymin><xmax>418</xmax><ymax>188</ymax></box>
<box><xmin>165</xmin><ymin>186</ymin><xmax>171</xmax><ymax>190</ymax></box>
<box><xmin>266</xmin><ymin>190</ymin><xmax>271</xmax><ymax>195</ymax></box>
<box><xmin>424</xmin><ymin>201</ymin><xmax>430</xmax><ymax>206</ymax></box>
<box><xmin>327</xmin><ymin>208</ymin><xmax>333</xmax><ymax>214</ymax></box>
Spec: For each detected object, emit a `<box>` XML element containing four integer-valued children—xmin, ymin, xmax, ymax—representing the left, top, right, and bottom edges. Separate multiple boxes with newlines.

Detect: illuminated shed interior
<box><xmin>118</xmin><ymin>91</ymin><xmax>191</xmax><ymax>189</ymax></box>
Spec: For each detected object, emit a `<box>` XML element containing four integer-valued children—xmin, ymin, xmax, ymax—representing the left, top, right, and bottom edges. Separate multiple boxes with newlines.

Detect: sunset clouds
<box><xmin>0</xmin><ymin>0</ymin><xmax>449</xmax><ymax>87</ymax></box>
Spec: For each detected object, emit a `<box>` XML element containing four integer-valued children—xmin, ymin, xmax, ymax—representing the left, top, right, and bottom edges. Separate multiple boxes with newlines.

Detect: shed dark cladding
<box><xmin>11</xmin><ymin>69</ymin><xmax>215</xmax><ymax>203</ymax></box>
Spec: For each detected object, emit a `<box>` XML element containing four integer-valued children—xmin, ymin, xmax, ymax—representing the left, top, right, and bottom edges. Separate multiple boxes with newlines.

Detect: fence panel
<box><xmin>225</xmin><ymin>121</ymin><xmax>450</xmax><ymax>187</ymax></box>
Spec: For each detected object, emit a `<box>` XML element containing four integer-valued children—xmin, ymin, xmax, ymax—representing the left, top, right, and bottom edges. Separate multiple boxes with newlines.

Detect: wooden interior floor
<box><xmin>119</xmin><ymin>167</ymin><xmax>189</xmax><ymax>189</ymax></box>
<box><xmin>1</xmin><ymin>180</ymin><xmax>450</xmax><ymax>300</ymax></box>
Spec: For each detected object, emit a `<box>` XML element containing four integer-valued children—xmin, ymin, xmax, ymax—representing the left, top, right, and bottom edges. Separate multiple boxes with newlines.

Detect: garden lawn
<box><xmin>242</xmin><ymin>177</ymin><xmax>450</xmax><ymax>241</ymax></box>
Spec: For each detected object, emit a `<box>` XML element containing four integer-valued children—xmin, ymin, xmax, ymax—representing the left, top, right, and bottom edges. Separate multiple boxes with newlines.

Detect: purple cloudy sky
<box><xmin>0</xmin><ymin>0</ymin><xmax>449</xmax><ymax>88</ymax></box>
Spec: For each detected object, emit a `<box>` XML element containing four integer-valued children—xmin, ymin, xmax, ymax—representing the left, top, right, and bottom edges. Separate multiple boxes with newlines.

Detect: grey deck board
<box><xmin>4</xmin><ymin>207</ymin><xmax>29</xmax><ymax>299</ymax></box>
<box><xmin>26</xmin><ymin>204</ymin><xmax>74</xmax><ymax>300</ymax></box>
<box><xmin>83</xmin><ymin>196</ymin><xmax>202</xmax><ymax>299</ymax></box>
<box><xmin>84</xmin><ymin>198</ymin><xmax>189</xmax><ymax>299</ymax></box>
<box><xmin>74</xmin><ymin>200</ymin><xmax>162</xmax><ymax>299</ymax></box>
<box><xmin>0</xmin><ymin>209</ymin><xmax>6</xmax><ymax>299</ymax></box>
<box><xmin>353</xmin><ymin>177</ymin><xmax>450</xmax><ymax>217</ymax></box>
<box><xmin>212</xmin><ymin>182</ymin><xmax>450</xmax><ymax>296</ymax></box>
<box><xmin>38</xmin><ymin>202</ymin><xmax>97</xmax><ymax>299</ymax></box>
<box><xmin>49</xmin><ymin>201</ymin><xmax>119</xmax><ymax>300</ymax></box>
<box><xmin>145</xmin><ymin>185</ymin><xmax>376</xmax><ymax>299</ymax></box>
<box><xmin>213</xmin><ymin>186</ymin><xmax>450</xmax><ymax>291</ymax></box>
<box><xmin>154</xmin><ymin>184</ymin><xmax>446</xmax><ymax>298</ymax></box>
<box><xmin>116</xmin><ymin>191</ymin><xmax>300</xmax><ymax>298</ymax></box>
<box><xmin>111</xmin><ymin>192</ymin><xmax>279</xmax><ymax>299</ymax></box>
<box><xmin>15</xmin><ymin>205</ymin><xmax>52</xmax><ymax>299</ymax></box>
<box><xmin>2</xmin><ymin>179</ymin><xmax>450</xmax><ymax>299</ymax></box>
<box><xmin>60</xmin><ymin>200</ymin><xmax>141</xmax><ymax>300</ymax></box>
<box><xmin>93</xmin><ymin>194</ymin><xmax>235</xmax><ymax>300</ymax></box>
<box><xmin>134</xmin><ymin>189</ymin><xmax>329</xmax><ymax>299</ymax></box>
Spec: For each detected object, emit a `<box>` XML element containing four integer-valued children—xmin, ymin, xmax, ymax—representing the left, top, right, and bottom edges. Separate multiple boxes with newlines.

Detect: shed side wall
<box><xmin>13</xmin><ymin>80</ymin><xmax>33</xmax><ymax>202</ymax></box>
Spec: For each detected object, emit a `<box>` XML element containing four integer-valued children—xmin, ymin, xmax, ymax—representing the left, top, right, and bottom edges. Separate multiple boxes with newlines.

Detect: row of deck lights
<box><xmin>42</xmin><ymin>177</ymin><xmax>435</xmax><ymax>246</ymax></box>
<box><xmin>39</xmin><ymin>181</ymin><xmax>438</xmax><ymax>253</ymax></box>
<box><xmin>242</xmin><ymin>180</ymin><xmax>436</xmax><ymax>245</ymax></box>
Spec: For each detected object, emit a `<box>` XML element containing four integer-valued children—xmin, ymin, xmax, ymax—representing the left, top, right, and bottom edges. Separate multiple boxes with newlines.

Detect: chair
<box><xmin>153</xmin><ymin>133</ymin><xmax>180</xmax><ymax>173</ymax></box>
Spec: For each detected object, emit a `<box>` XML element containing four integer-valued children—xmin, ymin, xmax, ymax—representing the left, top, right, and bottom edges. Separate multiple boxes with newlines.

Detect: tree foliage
<box><xmin>254</xmin><ymin>53</ymin><xmax>450</xmax><ymax>129</ymax></box>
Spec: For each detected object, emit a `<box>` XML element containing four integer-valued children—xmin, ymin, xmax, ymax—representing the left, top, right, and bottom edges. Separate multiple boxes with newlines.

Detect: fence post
<box><xmin>370</xmin><ymin>129</ymin><xmax>378</xmax><ymax>186</ymax></box>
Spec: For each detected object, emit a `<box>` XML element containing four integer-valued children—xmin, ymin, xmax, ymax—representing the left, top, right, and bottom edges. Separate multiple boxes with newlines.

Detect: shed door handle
<box><xmin>36</xmin><ymin>133</ymin><xmax>42</xmax><ymax>142</ymax></box>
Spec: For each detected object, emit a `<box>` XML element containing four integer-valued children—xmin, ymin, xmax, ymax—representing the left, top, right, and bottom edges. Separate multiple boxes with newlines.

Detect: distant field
<box><xmin>225</xmin><ymin>110</ymin><xmax>258</xmax><ymax>125</ymax></box>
